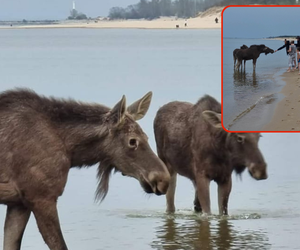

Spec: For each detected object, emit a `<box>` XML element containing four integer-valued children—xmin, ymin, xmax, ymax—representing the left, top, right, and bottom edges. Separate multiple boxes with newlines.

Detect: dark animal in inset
<box><xmin>233</xmin><ymin>44</ymin><xmax>248</xmax><ymax>69</ymax></box>
<box><xmin>235</xmin><ymin>44</ymin><xmax>274</xmax><ymax>71</ymax></box>
<box><xmin>154</xmin><ymin>95</ymin><xmax>267</xmax><ymax>215</ymax></box>
<box><xmin>0</xmin><ymin>89</ymin><xmax>170</xmax><ymax>250</ymax></box>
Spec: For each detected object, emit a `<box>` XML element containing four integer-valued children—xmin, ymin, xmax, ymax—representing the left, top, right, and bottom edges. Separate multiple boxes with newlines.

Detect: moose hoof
<box><xmin>194</xmin><ymin>206</ymin><xmax>202</xmax><ymax>213</ymax></box>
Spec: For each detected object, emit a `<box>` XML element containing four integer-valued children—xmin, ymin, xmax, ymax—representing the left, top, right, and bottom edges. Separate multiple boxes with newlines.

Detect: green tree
<box><xmin>108</xmin><ymin>7</ymin><xmax>126</xmax><ymax>19</ymax></box>
<box><xmin>68</xmin><ymin>8</ymin><xmax>87</xmax><ymax>20</ymax></box>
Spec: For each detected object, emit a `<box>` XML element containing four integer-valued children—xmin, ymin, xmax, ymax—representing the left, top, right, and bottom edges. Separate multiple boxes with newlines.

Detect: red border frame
<box><xmin>221</xmin><ymin>5</ymin><xmax>300</xmax><ymax>133</ymax></box>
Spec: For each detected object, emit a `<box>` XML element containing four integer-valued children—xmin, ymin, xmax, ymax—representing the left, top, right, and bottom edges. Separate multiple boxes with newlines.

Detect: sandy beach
<box><xmin>264</xmin><ymin>70</ymin><xmax>300</xmax><ymax>131</ymax></box>
<box><xmin>0</xmin><ymin>7</ymin><xmax>222</xmax><ymax>30</ymax></box>
<box><xmin>0</xmin><ymin>16</ymin><xmax>221</xmax><ymax>30</ymax></box>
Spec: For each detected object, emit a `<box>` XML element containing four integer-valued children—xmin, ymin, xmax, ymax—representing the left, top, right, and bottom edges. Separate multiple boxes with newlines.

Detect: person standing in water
<box><xmin>184</xmin><ymin>19</ymin><xmax>187</xmax><ymax>27</ymax></box>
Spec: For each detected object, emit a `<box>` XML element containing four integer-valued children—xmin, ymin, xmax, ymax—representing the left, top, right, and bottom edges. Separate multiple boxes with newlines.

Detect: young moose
<box><xmin>154</xmin><ymin>95</ymin><xmax>267</xmax><ymax>215</ymax></box>
<box><xmin>235</xmin><ymin>44</ymin><xmax>274</xmax><ymax>71</ymax></box>
<box><xmin>0</xmin><ymin>89</ymin><xmax>170</xmax><ymax>250</ymax></box>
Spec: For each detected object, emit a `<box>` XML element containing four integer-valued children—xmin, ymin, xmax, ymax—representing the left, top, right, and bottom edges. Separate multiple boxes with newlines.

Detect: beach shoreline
<box><xmin>264</xmin><ymin>69</ymin><xmax>300</xmax><ymax>131</ymax></box>
<box><xmin>0</xmin><ymin>15</ymin><xmax>221</xmax><ymax>30</ymax></box>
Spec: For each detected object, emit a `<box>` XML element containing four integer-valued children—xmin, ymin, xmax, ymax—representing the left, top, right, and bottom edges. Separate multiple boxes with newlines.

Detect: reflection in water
<box><xmin>152</xmin><ymin>217</ymin><xmax>271</xmax><ymax>250</ymax></box>
<box><xmin>233</xmin><ymin>71</ymin><xmax>258</xmax><ymax>87</ymax></box>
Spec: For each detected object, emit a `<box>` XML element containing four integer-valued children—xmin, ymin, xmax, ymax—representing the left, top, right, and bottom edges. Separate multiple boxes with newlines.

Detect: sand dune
<box><xmin>0</xmin><ymin>7</ymin><xmax>223</xmax><ymax>30</ymax></box>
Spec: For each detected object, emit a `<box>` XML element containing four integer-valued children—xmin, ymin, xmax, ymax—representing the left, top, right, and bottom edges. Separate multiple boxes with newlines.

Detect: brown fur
<box><xmin>235</xmin><ymin>44</ymin><xmax>274</xmax><ymax>71</ymax></box>
<box><xmin>154</xmin><ymin>95</ymin><xmax>267</xmax><ymax>215</ymax></box>
<box><xmin>0</xmin><ymin>88</ymin><xmax>170</xmax><ymax>250</ymax></box>
<box><xmin>233</xmin><ymin>44</ymin><xmax>248</xmax><ymax>69</ymax></box>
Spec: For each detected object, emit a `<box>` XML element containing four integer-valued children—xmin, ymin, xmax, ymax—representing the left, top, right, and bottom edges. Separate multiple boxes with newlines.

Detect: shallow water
<box><xmin>223</xmin><ymin>38</ymin><xmax>289</xmax><ymax>131</ymax></box>
<box><xmin>0</xmin><ymin>29</ymin><xmax>300</xmax><ymax>250</ymax></box>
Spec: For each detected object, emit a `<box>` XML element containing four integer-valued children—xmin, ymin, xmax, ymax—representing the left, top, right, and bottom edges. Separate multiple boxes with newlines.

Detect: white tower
<box><xmin>72</xmin><ymin>1</ymin><xmax>76</xmax><ymax>10</ymax></box>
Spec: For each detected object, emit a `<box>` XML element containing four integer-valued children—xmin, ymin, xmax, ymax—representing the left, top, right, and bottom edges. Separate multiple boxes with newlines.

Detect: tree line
<box><xmin>108</xmin><ymin>0</ymin><xmax>299</xmax><ymax>20</ymax></box>
<box><xmin>217</xmin><ymin>0</ymin><xmax>298</xmax><ymax>5</ymax></box>
<box><xmin>108</xmin><ymin>0</ymin><xmax>222</xmax><ymax>20</ymax></box>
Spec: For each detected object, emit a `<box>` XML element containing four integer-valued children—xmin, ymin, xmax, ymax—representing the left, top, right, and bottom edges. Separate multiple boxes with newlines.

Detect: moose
<box><xmin>154</xmin><ymin>95</ymin><xmax>267</xmax><ymax>215</ymax></box>
<box><xmin>235</xmin><ymin>44</ymin><xmax>274</xmax><ymax>71</ymax></box>
<box><xmin>0</xmin><ymin>88</ymin><xmax>170</xmax><ymax>250</ymax></box>
<box><xmin>233</xmin><ymin>44</ymin><xmax>248</xmax><ymax>69</ymax></box>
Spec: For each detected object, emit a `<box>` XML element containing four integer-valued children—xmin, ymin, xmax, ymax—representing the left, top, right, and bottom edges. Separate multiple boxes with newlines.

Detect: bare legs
<box><xmin>195</xmin><ymin>174</ymin><xmax>211</xmax><ymax>214</ymax></box>
<box><xmin>166</xmin><ymin>173</ymin><xmax>177</xmax><ymax>213</ymax></box>
<box><xmin>32</xmin><ymin>200</ymin><xmax>68</xmax><ymax>250</ymax></box>
<box><xmin>253</xmin><ymin>58</ymin><xmax>257</xmax><ymax>71</ymax></box>
<box><xmin>217</xmin><ymin>178</ymin><xmax>232</xmax><ymax>215</ymax></box>
<box><xmin>193</xmin><ymin>190</ymin><xmax>202</xmax><ymax>213</ymax></box>
<box><xmin>3</xmin><ymin>200</ymin><xmax>68</xmax><ymax>250</ymax></box>
<box><xmin>194</xmin><ymin>177</ymin><xmax>232</xmax><ymax>215</ymax></box>
<box><xmin>4</xmin><ymin>205</ymin><xmax>31</xmax><ymax>250</ymax></box>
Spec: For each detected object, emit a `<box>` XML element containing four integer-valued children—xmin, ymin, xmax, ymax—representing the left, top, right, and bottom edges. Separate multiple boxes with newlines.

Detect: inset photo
<box><xmin>222</xmin><ymin>6</ymin><xmax>300</xmax><ymax>132</ymax></box>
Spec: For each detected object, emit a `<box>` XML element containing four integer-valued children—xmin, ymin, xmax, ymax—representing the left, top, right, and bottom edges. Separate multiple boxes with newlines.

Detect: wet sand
<box><xmin>264</xmin><ymin>70</ymin><xmax>300</xmax><ymax>131</ymax></box>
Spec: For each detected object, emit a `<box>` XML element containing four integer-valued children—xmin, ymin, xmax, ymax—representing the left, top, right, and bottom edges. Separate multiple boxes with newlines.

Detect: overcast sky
<box><xmin>223</xmin><ymin>7</ymin><xmax>300</xmax><ymax>39</ymax></box>
<box><xmin>0</xmin><ymin>0</ymin><xmax>136</xmax><ymax>20</ymax></box>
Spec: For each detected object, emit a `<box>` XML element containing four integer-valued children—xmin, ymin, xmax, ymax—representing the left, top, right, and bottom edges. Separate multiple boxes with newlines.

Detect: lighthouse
<box><xmin>72</xmin><ymin>1</ymin><xmax>76</xmax><ymax>10</ymax></box>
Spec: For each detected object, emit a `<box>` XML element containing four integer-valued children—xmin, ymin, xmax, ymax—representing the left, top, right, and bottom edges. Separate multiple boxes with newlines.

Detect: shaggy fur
<box><xmin>154</xmin><ymin>95</ymin><xmax>267</xmax><ymax>215</ymax></box>
<box><xmin>0</xmin><ymin>88</ymin><xmax>170</xmax><ymax>250</ymax></box>
<box><xmin>233</xmin><ymin>44</ymin><xmax>248</xmax><ymax>69</ymax></box>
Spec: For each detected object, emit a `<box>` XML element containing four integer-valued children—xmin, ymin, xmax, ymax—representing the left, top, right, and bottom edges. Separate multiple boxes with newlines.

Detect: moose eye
<box><xmin>237</xmin><ymin>136</ymin><xmax>245</xmax><ymax>144</ymax></box>
<box><xmin>129</xmin><ymin>138</ymin><xmax>138</xmax><ymax>149</ymax></box>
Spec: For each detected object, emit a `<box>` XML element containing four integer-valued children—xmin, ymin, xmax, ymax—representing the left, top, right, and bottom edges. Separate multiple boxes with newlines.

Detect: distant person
<box><xmin>184</xmin><ymin>19</ymin><xmax>187</xmax><ymax>27</ymax></box>
<box><xmin>215</xmin><ymin>17</ymin><xmax>218</xmax><ymax>23</ymax></box>
<box><xmin>287</xmin><ymin>40</ymin><xmax>296</xmax><ymax>72</ymax></box>
<box><xmin>297</xmin><ymin>47</ymin><xmax>300</xmax><ymax>74</ymax></box>
<box><xmin>296</xmin><ymin>36</ymin><xmax>300</xmax><ymax>49</ymax></box>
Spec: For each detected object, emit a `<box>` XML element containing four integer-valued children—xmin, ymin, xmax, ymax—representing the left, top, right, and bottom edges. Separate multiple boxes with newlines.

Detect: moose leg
<box><xmin>195</xmin><ymin>174</ymin><xmax>211</xmax><ymax>214</ymax></box>
<box><xmin>166</xmin><ymin>173</ymin><xmax>177</xmax><ymax>213</ymax></box>
<box><xmin>4</xmin><ymin>204</ymin><xmax>31</xmax><ymax>250</ymax></box>
<box><xmin>237</xmin><ymin>60</ymin><xmax>242</xmax><ymax>71</ymax></box>
<box><xmin>217</xmin><ymin>177</ymin><xmax>232</xmax><ymax>215</ymax></box>
<box><xmin>253</xmin><ymin>58</ymin><xmax>257</xmax><ymax>71</ymax></box>
<box><xmin>235</xmin><ymin>60</ymin><xmax>239</xmax><ymax>70</ymax></box>
<box><xmin>244</xmin><ymin>60</ymin><xmax>246</xmax><ymax>71</ymax></box>
<box><xmin>32</xmin><ymin>200</ymin><xmax>68</xmax><ymax>250</ymax></box>
<box><xmin>193</xmin><ymin>190</ymin><xmax>202</xmax><ymax>213</ymax></box>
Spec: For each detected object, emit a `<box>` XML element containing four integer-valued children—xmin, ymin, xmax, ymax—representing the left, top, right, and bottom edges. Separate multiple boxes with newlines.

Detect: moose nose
<box><xmin>148</xmin><ymin>172</ymin><xmax>170</xmax><ymax>195</ymax></box>
<box><xmin>249</xmin><ymin>163</ymin><xmax>268</xmax><ymax>180</ymax></box>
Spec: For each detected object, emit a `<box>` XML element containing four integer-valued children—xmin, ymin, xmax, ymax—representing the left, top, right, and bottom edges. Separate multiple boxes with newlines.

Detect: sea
<box><xmin>0</xmin><ymin>29</ymin><xmax>299</xmax><ymax>250</ymax></box>
<box><xmin>223</xmin><ymin>38</ymin><xmax>290</xmax><ymax>131</ymax></box>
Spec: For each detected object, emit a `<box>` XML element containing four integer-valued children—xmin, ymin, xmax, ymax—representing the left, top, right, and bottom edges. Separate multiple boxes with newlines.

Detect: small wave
<box><xmin>123</xmin><ymin>208</ymin><xmax>300</xmax><ymax>221</ymax></box>
<box><xmin>125</xmin><ymin>210</ymin><xmax>262</xmax><ymax>221</ymax></box>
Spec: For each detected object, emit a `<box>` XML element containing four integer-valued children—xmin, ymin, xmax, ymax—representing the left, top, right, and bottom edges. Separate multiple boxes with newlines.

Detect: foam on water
<box><xmin>109</xmin><ymin>208</ymin><xmax>297</xmax><ymax>221</ymax></box>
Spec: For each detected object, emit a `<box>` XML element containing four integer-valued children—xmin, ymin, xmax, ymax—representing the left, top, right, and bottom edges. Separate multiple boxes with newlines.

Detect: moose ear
<box><xmin>202</xmin><ymin>110</ymin><xmax>222</xmax><ymax>129</ymax></box>
<box><xmin>127</xmin><ymin>91</ymin><xmax>152</xmax><ymax>121</ymax></box>
<box><xmin>110</xmin><ymin>95</ymin><xmax>126</xmax><ymax>125</ymax></box>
